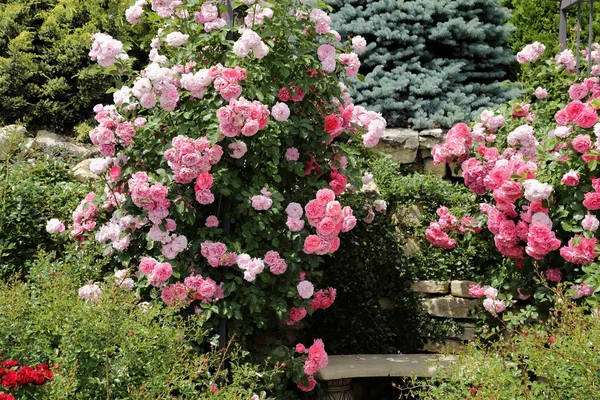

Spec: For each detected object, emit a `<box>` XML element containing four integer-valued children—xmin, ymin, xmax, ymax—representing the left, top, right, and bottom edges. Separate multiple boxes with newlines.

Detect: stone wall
<box><xmin>411</xmin><ymin>280</ymin><xmax>479</xmax><ymax>351</ymax></box>
<box><xmin>374</xmin><ymin>128</ymin><xmax>448</xmax><ymax>177</ymax></box>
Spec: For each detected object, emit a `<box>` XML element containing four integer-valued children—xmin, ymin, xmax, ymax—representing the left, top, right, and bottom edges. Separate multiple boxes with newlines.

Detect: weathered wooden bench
<box><xmin>312</xmin><ymin>353</ymin><xmax>457</xmax><ymax>399</ymax></box>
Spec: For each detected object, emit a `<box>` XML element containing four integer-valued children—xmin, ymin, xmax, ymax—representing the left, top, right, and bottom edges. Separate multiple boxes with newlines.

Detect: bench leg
<box><xmin>313</xmin><ymin>378</ymin><xmax>354</xmax><ymax>400</ymax></box>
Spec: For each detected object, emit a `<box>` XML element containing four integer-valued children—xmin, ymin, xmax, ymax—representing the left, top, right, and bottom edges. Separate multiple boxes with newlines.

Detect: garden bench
<box><xmin>312</xmin><ymin>353</ymin><xmax>457</xmax><ymax>400</ymax></box>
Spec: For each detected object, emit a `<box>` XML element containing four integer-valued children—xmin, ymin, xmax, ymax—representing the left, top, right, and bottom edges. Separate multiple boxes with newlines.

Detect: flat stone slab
<box><xmin>314</xmin><ymin>354</ymin><xmax>457</xmax><ymax>380</ymax></box>
<box><xmin>411</xmin><ymin>281</ymin><xmax>449</xmax><ymax>294</ymax></box>
<box><xmin>450</xmin><ymin>280</ymin><xmax>479</xmax><ymax>298</ymax></box>
<box><xmin>423</xmin><ymin>297</ymin><xmax>479</xmax><ymax>319</ymax></box>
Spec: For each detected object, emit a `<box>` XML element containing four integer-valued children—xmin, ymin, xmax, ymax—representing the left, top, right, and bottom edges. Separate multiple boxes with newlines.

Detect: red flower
<box><xmin>324</xmin><ymin>115</ymin><xmax>341</xmax><ymax>134</ymax></box>
<box><xmin>2</xmin><ymin>370</ymin><xmax>18</xmax><ymax>389</ymax></box>
<box><xmin>1</xmin><ymin>361</ymin><xmax>18</xmax><ymax>369</ymax></box>
<box><xmin>0</xmin><ymin>369</ymin><xmax>5</xmax><ymax>377</ymax></box>
<box><xmin>0</xmin><ymin>394</ymin><xmax>16</xmax><ymax>400</ymax></box>
<box><xmin>16</xmin><ymin>366</ymin><xmax>36</xmax><ymax>385</ymax></box>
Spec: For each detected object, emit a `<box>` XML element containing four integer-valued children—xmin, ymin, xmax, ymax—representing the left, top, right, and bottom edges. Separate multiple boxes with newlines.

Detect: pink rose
<box><xmin>561</xmin><ymin>170</ymin><xmax>580</xmax><ymax>186</ymax></box>
<box><xmin>285</xmin><ymin>147</ymin><xmax>300</xmax><ymax>161</ymax></box>
<box><xmin>545</xmin><ymin>268</ymin><xmax>562</xmax><ymax>282</ymax></box>
<box><xmin>584</xmin><ymin>192</ymin><xmax>600</xmax><ymax>210</ymax></box>
<box><xmin>286</xmin><ymin>217</ymin><xmax>305</xmax><ymax>232</ymax></box>
<box><xmin>271</xmin><ymin>102</ymin><xmax>290</xmax><ymax>121</ymax></box>
<box><xmin>575</xmin><ymin>107</ymin><xmax>598</xmax><ymax>128</ymax></box>
<box><xmin>205</xmin><ymin>215</ymin><xmax>219</xmax><ymax>228</ymax></box>
<box><xmin>303</xmin><ymin>235</ymin><xmax>321</xmax><ymax>254</ymax></box>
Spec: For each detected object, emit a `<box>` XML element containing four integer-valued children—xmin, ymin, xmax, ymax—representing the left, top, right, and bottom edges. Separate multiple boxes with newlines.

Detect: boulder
<box><xmin>35</xmin><ymin>130</ymin><xmax>95</xmax><ymax>158</ymax></box>
<box><xmin>418</xmin><ymin>128</ymin><xmax>446</xmax><ymax>150</ymax></box>
<box><xmin>374</xmin><ymin>128</ymin><xmax>419</xmax><ymax>164</ymax></box>
<box><xmin>424</xmin><ymin>158</ymin><xmax>447</xmax><ymax>178</ymax></box>
<box><xmin>71</xmin><ymin>159</ymin><xmax>100</xmax><ymax>182</ymax></box>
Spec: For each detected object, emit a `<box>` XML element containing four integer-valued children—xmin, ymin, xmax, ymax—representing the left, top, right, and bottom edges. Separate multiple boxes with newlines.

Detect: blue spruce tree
<box><xmin>329</xmin><ymin>0</ymin><xmax>519</xmax><ymax>129</ymax></box>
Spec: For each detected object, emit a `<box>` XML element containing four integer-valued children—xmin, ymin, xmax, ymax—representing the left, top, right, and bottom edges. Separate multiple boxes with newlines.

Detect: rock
<box><xmin>450</xmin><ymin>280</ymin><xmax>479</xmax><ymax>298</ymax></box>
<box><xmin>411</xmin><ymin>281</ymin><xmax>449</xmax><ymax>294</ymax></box>
<box><xmin>421</xmin><ymin>338</ymin><xmax>463</xmax><ymax>353</ymax></box>
<box><xmin>402</xmin><ymin>238</ymin><xmax>421</xmax><ymax>255</ymax></box>
<box><xmin>424</xmin><ymin>158</ymin><xmax>447</xmax><ymax>178</ymax></box>
<box><xmin>419</xmin><ymin>148</ymin><xmax>432</xmax><ymax>158</ymax></box>
<box><xmin>71</xmin><ymin>159</ymin><xmax>100</xmax><ymax>182</ymax></box>
<box><xmin>374</xmin><ymin>128</ymin><xmax>419</xmax><ymax>164</ymax></box>
<box><xmin>35</xmin><ymin>130</ymin><xmax>95</xmax><ymax>158</ymax></box>
<box><xmin>455</xmin><ymin>323</ymin><xmax>476</xmax><ymax>341</ymax></box>
<box><xmin>392</xmin><ymin>204</ymin><xmax>424</xmax><ymax>227</ymax></box>
<box><xmin>0</xmin><ymin>125</ymin><xmax>27</xmax><ymax>160</ymax></box>
<box><xmin>419</xmin><ymin>128</ymin><xmax>446</xmax><ymax>150</ymax></box>
<box><xmin>423</xmin><ymin>297</ymin><xmax>479</xmax><ymax>319</ymax></box>
<box><xmin>449</xmin><ymin>161</ymin><xmax>463</xmax><ymax>178</ymax></box>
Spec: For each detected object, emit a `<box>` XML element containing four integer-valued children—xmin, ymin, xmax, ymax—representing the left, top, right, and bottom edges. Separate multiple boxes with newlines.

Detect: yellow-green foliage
<box><xmin>0</xmin><ymin>0</ymin><xmax>149</xmax><ymax>134</ymax></box>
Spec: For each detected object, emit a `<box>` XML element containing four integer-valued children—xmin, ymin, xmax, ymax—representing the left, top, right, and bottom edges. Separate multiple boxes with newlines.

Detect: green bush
<box><xmin>0</xmin><ymin>129</ymin><xmax>92</xmax><ymax>277</ymax></box>
<box><xmin>0</xmin><ymin>247</ymin><xmax>281</xmax><ymax>399</ymax></box>
<box><xmin>504</xmin><ymin>0</ymin><xmax>600</xmax><ymax>55</ymax></box>
<box><xmin>370</xmin><ymin>156</ymin><xmax>504</xmax><ymax>281</ymax></box>
<box><xmin>0</xmin><ymin>0</ymin><xmax>150</xmax><ymax>134</ymax></box>
<box><xmin>411</xmin><ymin>293</ymin><xmax>600</xmax><ymax>399</ymax></box>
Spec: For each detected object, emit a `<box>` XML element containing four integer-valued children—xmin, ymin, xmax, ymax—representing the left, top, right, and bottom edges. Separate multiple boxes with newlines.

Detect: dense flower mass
<box><xmin>59</xmin><ymin>0</ymin><xmax>389</xmax><ymax>390</ymax></box>
<box><xmin>426</xmin><ymin>43</ymin><xmax>600</xmax><ymax>316</ymax></box>
<box><xmin>0</xmin><ymin>360</ymin><xmax>53</xmax><ymax>392</ymax></box>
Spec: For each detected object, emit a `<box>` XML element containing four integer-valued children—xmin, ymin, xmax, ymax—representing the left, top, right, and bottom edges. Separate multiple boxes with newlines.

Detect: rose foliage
<box><xmin>57</xmin><ymin>0</ymin><xmax>387</xmax><ymax>390</ymax></box>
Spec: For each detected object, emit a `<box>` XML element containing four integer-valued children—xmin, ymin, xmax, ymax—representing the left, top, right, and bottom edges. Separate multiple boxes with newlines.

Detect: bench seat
<box><xmin>312</xmin><ymin>354</ymin><xmax>457</xmax><ymax>399</ymax></box>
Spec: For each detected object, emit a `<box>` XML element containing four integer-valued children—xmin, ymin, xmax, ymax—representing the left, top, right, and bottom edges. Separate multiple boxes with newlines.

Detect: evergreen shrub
<box><xmin>328</xmin><ymin>0</ymin><xmax>519</xmax><ymax>129</ymax></box>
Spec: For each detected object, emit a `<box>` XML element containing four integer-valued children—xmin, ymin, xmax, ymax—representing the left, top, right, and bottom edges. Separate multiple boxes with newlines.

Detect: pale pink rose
<box><xmin>286</xmin><ymin>217</ymin><xmax>305</xmax><ymax>232</ymax></box>
<box><xmin>166</xmin><ymin>32</ymin><xmax>189</xmax><ymax>47</ymax></box>
<box><xmin>205</xmin><ymin>215</ymin><xmax>219</xmax><ymax>228</ymax></box>
<box><xmin>285</xmin><ymin>147</ymin><xmax>300</xmax><ymax>161</ymax></box>
<box><xmin>271</xmin><ymin>103</ymin><xmax>290</xmax><ymax>121</ymax></box>
<box><xmin>228</xmin><ymin>141</ymin><xmax>247</xmax><ymax>159</ymax></box>
<box><xmin>46</xmin><ymin>218</ymin><xmax>65</xmax><ymax>234</ymax></box>
<box><xmin>582</xmin><ymin>214</ymin><xmax>599</xmax><ymax>231</ymax></box>
<box><xmin>251</xmin><ymin>195</ymin><xmax>272</xmax><ymax>211</ymax></box>
<box><xmin>78</xmin><ymin>283</ymin><xmax>102</xmax><ymax>302</ymax></box>
<box><xmin>297</xmin><ymin>280</ymin><xmax>315</xmax><ymax>299</ymax></box>
<box><xmin>139</xmin><ymin>257</ymin><xmax>157</xmax><ymax>274</ymax></box>
<box><xmin>286</xmin><ymin>202</ymin><xmax>303</xmax><ymax>219</ymax></box>
<box><xmin>351</xmin><ymin>36</ymin><xmax>367</xmax><ymax>53</ymax></box>
<box><xmin>483</xmin><ymin>298</ymin><xmax>506</xmax><ymax>314</ymax></box>
<box><xmin>534</xmin><ymin>87</ymin><xmax>548</xmax><ymax>99</ymax></box>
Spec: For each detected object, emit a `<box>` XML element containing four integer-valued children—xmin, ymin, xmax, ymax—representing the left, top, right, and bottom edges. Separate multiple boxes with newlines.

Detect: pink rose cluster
<box><xmin>217</xmin><ymin>97</ymin><xmax>270</xmax><ymax>137</ymax></box>
<box><xmin>534</xmin><ymin>87</ymin><xmax>548</xmax><ymax>100</ymax></box>
<box><xmin>282</xmin><ymin>307</ymin><xmax>307</xmax><ymax>325</ymax></box>
<box><xmin>317</xmin><ymin>44</ymin><xmax>337</xmax><ymax>73</ymax></box>
<box><xmin>339</xmin><ymin>53</ymin><xmax>360</xmax><ymax>78</ymax></box>
<box><xmin>244</xmin><ymin>4</ymin><xmax>273</xmax><ymax>26</ymax></box>
<box><xmin>309</xmin><ymin>9</ymin><xmax>331</xmax><ymax>34</ymax></box>
<box><xmin>555</xmin><ymin>49</ymin><xmax>577</xmax><ymax>73</ymax></box>
<box><xmin>264</xmin><ymin>250</ymin><xmax>288</xmax><ymax>275</ymax></box>
<box><xmin>351</xmin><ymin>105</ymin><xmax>386</xmax><ymax>148</ymax></box>
<box><xmin>570</xmin><ymin>282</ymin><xmax>595</xmax><ymax>299</ymax></box>
<box><xmin>554</xmin><ymin>91</ymin><xmax>599</xmax><ymax>130</ymax></box>
<box><xmin>138</xmin><ymin>257</ymin><xmax>173</xmax><ymax>287</ymax></box>
<box><xmin>228</xmin><ymin>140</ymin><xmax>248</xmax><ymax>159</ymax></box>
<box><xmin>71</xmin><ymin>192</ymin><xmax>99</xmax><ymax>242</ymax></box>
<box><xmin>125</xmin><ymin>0</ymin><xmax>146</xmax><ymax>24</ymax></box>
<box><xmin>278</xmin><ymin>86</ymin><xmax>305</xmax><ymax>102</ymax></box>
<box><xmin>432</xmin><ymin>123</ymin><xmax>472</xmax><ymax>165</ymax></box>
<box><xmin>164</xmin><ymin>135</ymin><xmax>223</xmax><ymax>184</ymax></box>
<box><xmin>301</xmin><ymin>189</ymin><xmax>357</xmax><ymax>255</ymax></box>
<box><xmin>303</xmin><ymin>339</ymin><xmax>329</xmax><ymax>375</ymax></box>
<box><xmin>559</xmin><ymin>235</ymin><xmax>599</xmax><ymax>265</ymax></box>
<box><xmin>78</xmin><ymin>283</ymin><xmax>102</xmax><ymax>302</ymax></box>
<box><xmin>95</xmin><ymin>214</ymin><xmax>141</xmax><ymax>252</ymax></box>
<box><xmin>194</xmin><ymin>1</ymin><xmax>227</xmax><ymax>33</ymax></box>
<box><xmin>181</xmin><ymin>64</ymin><xmax>247</xmax><ymax>101</ymax></box>
<box><xmin>200</xmin><ymin>241</ymin><xmax>237</xmax><ymax>268</ymax></box>
<box><xmin>232</xmin><ymin>28</ymin><xmax>269</xmax><ymax>59</ymax></box>
<box><xmin>351</xmin><ymin>36</ymin><xmax>367</xmax><ymax>53</ymax></box>
<box><xmin>150</xmin><ymin>0</ymin><xmax>178</xmax><ymax>18</ymax></box>
<box><xmin>128</xmin><ymin>172</ymin><xmax>170</xmax><ymax>224</ymax></box>
<box><xmin>480</xmin><ymin>286</ymin><xmax>506</xmax><ymax>315</ymax></box>
<box><xmin>308</xmin><ymin>288</ymin><xmax>337</xmax><ymax>311</ymax></box>
<box><xmin>89</xmin><ymin>33</ymin><xmax>126</xmax><ymax>68</ymax></box>
<box><xmin>516</xmin><ymin>42</ymin><xmax>545</xmax><ymax>64</ymax></box>
<box><xmin>161</xmin><ymin>274</ymin><xmax>224</xmax><ymax>307</ymax></box>
<box><xmin>251</xmin><ymin>188</ymin><xmax>273</xmax><ymax>211</ymax></box>
<box><xmin>89</xmin><ymin>105</ymin><xmax>136</xmax><ymax>157</ymax></box>
<box><xmin>236</xmin><ymin>254</ymin><xmax>265</xmax><ymax>282</ymax></box>
<box><xmin>425</xmin><ymin>207</ymin><xmax>460</xmax><ymax>250</ymax></box>
<box><xmin>131</xmin><ymin>63</ymin><xmax>179</xmax><ymax>111</ymax></box>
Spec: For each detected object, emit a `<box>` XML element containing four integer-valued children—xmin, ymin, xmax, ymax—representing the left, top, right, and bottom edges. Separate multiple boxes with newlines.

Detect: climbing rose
<box><xmin>582</xmin><ymin>214</ymin><xmax>600</xmax><ymax>231</ymax></box>
<box><xmin>534</xmin><ymin>87</ymin><xmax>548</xmax><ymax>99</ymax></box>
<box><xmin>297</xmin><ymin>280</ymin><xmax>315</xmax><ymax>299</ymax></box>
<box><xmin>78</xmin><ymin>284</ymin><xmax>102</xmax><ymax>302</ymax></box>
<box><xmin>46</xmin><ymin>219</ymin><xmax>65</xmax><ymax>234</ymax></box>
<box><xmin>271</xmin><ymin>102</ymin><xmax>290</xmax><ymax>121</ymax></box>
<box><xmin>303</xmin><ymin>339</ymin><xmax>328</xmax><ymax>375</ymax></box>
<box><xmin>297</xmin><ymin>376</ymin><xmax>317</xmax><ymax>392</ymax></box>
<box><xmin>205</xmin><ymin>215</ymin><xmax>219</xmax><ymax>228</ymax></box>
<box><xmin>351</xmin><ymin>36</ymin><xmax>367</xmax><ymax>53</ymax></box>
<box><xmin>285</xmin><ymin>147</ymin><xmax>300</xmax><ymax>161</ymax></box>
<box><xmin>561</xmin><ymin>170</ymin><xmax>580</xmax><ymax>186</ymax></box>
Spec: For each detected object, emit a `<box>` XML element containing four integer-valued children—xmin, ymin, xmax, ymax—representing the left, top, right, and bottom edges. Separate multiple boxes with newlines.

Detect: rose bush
<box><xmin>426</xmin><ymin>42</ymin><xmax>600</xmax><ymax>317</ymax></box>
<box><xmin>52</xmin><ymin>0</ymin><xmax>387</xmax><ymax>391</ymax></box>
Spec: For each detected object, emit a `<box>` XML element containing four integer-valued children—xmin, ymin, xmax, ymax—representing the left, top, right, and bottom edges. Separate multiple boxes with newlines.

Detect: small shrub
<box><xmin>0</xmin><ymin>247</ymin><xmax>281</xmax><ymax>399</ymax></box>
<box><xmin>0</xmin><ymin>130</ymin><xmax>91</xmax><ymax>277</ymax></box>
